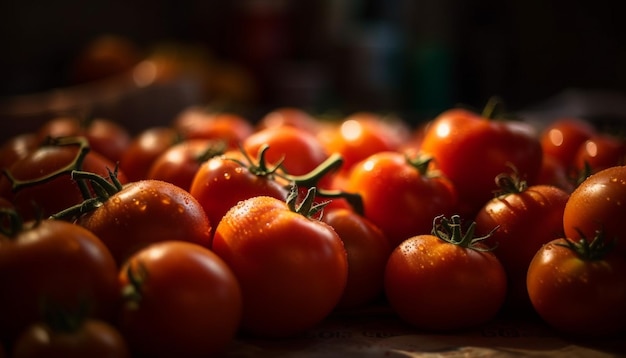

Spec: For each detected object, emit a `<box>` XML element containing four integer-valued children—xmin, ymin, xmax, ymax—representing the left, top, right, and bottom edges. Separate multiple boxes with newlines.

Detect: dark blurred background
<box><xmin>1</xmin><ymin>0</ymin><xmax>625</xmax><ymax>127</ymax></box>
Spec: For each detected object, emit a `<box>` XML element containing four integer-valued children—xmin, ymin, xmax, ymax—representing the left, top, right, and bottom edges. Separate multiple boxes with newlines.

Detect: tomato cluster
<box><xmin>1</xmin><ymin>103</ymin><xmax>625</xmax><ymax>356</ymax></box>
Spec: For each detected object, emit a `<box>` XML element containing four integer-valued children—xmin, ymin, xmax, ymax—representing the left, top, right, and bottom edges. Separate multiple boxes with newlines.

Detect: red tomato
<box><xmin>211</xmin><ymin>191</ymin><xmax>348</xmax><ymax>338</ymax></box>
<box><xmin>540</xmin><ymin>117</ymin><xmax>596</xmax><ymax>171</ymax></box>
<box><xmin>119</xmin><ymin>127</ymin><xmax>179</xmax><ymax>182</ymax></box>
<box><xmin>189</xmin><ymin>151</ymin><xmax>289</xmax><ymax>233</ymax></box>
<box><xmin>0</xmin><ymin>133</ymin><xmax>39</xmax><ymax>171</ymax></box>
<box><xmin>0</xmin><ymin>137</ymin><xmax>127</xmax><ymax>221</ymax></box>
<box><xmin>172</xmin><ymin>106</ymin><xmax>253</xmax><ymax>149</ymax></box>
<box><xmin>563</xmin><ymin>165</ymin><xmax>626</xmax><ymax>256</ymax></box>
<box><xmin>147</xmin><ymin>138</ymin><xmax>224</xmax><ymax>191</ymax></box>
<box><xmin>12</xmin><ymin>319</ymin><xmax>130</xmax><ymax>358</ymax></box>
<box><xmin>572</xmin><ymin>133</ymin><xmax>626</xmax><ymax>174</ymax></box>
<box><xmin>243</xmin><ymin>126</ymin><xmax>330</xmax><ymax>183</ymax></box>
<box><xmin>420</xmin><ymin>107</ymin><xmax>543</xmax><ymax>217</ymax></box>
<box><xmin>321</xmin><ymin>208</ymin><xmax>391</xmax><ymax>309</ymax></box>
<box><xmin>72</xmin><ymin>178</ymin><xmax>212</xmax><ymax>266</ymax></box>
<box><xmin>535</xmin><ymin>153</ymin><xmax>575</xmax><ymax>193</ymax></box>
<box><xmin>317</xmin><ymin>112</ymin><xmax>405</xmax><ymax>175</ymax></box>
<box><xmin>474</xmin><ymin>172</ymin><xmax>570</xmax><ymax>313</ymax></box>
<box><xmin>345</xmin><ymin>151</ymin><xmax>458</xmax><ymax>248</ymax></box>
<box><xmin>384</xmin><ymin>215</ymin><xmax>507</xmax><ymax>331</ymax></box>
<box><xmin>37</xmin><ymin>116</ymin><xmax>131</xmax><ymax>163</ymax></box>
<box><xmin>118</xmin><ymin>241</ymin><xmax>242</xmax><ymax>357</ymax></box>
<box><xmin>0</xmin><ymin>216</ymin><xmax>119</xmax><ymax>345</ymax></box>
<box><xmin>527</xmin><ymin>237</ymin><xmax>626</xmax><ymax>337</ymax></box>
<box><xmin>256</xmin><ymin>107</ymin><xmax>322</xmax><ymax>134</ymax></box>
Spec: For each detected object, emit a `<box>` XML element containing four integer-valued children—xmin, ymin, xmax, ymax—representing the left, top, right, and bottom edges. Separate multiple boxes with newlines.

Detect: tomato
<box><xmin>71</xmin><ymin>176</ymin><xmax>212</xmax><ymax>266</ymax></box>
<box><xmin>0</xmin><ymin>215</ymin><xmax>119</xmax><ymax>345</ymax></box>
<box><xmin>572</xmin><ymin>133</ymin><xmax>626</xmax><ymax>175</ymax></box>
<box><xmin>563</xmin><ymin>165</ymin><xmax>626</xmax><ymax>256</ymax></box>
<box><xmin>0</xmin><ymin>137</ymin><xmax>127</xmax><ymax>221</ymax></box>
<box><xmin>474</xmin><ymin>171</ymin><xmax>570</xmax><ymax>313</ymax></box>
<box><xmin>242</xmin><ymin>126</ymin><xmax>331</xmax><ymax>185</ymax></box>
<box><xmin>256</xmin><ymin>107</ymin><xmax>322</xmax><ymax>134</ymax></box>
<box><xmin>172</xmin><ymin>107</ymin><xmax>253</xmax><ymax>149</ymax></box>
<box><xmin>527</xmin><ymin>236</ymin><xmax>626</xmax><ymax>337</ymax></box>
<box><xmin>384</xmin><ymin>215</ymin><xmax>507</xmax><ymax>332</ymax></box>
<box><xmin>321</xmin><ymin>207</ymin><xmax>391</xmax><ymax>309</ymax></box>
<box><xmin>211</xmin><ymin>189</ymin><xmax>348</xmax><ymax>338</ymax></box>
<box><xmin>118</xmin><ymin>241</ymin><xmax>242</xmax><ymax>358</ymax></box>
<box><xmin>345</xmin><ymin>151</ymin><xmax>458</xmax><ymax>248</ymax></box>
<box><xmin>12</xmin><ymin>319</ymin><xmax>130</xmax><ymax>358</ymax></box>
<box><xmin>189</xmin><ymin>151</ymin><xmax>289</xmax><ymax>233</ymax></box>
<box><xmin>420</xmin><ymin>105</ymin><xmax>543</xmax><ymax>216</ymax></box>
<box><xmin>37</xmin><ymin>116</ymin><xmax>132</xmax><ymax>163</ymax></box>
<box><xmin>147</xmin><ymin>138</ymin><xmax>224</xmax><ymax>191</ymax></box>
<box><xmin>317</xmin><ymin>112</ymin><xmax>405</xmax><ymax>176</ymax></box>
<box><xmin>540</xmin><ymin>117</ymin><xmax>596</xmax><ymax>171</ymax></box>
<box><xmin>536</xmin><ymin>153</ymin><xmax>575</xmax><ymax>193</ymax></box>
<box><xmin>0</xmin><ymin>133</ymin><xmax>39</xmax><ymax>171</ymax></box>
<box><xmin>119</xmin><ymin>127</ymin><xmax>179</xmax><ymax>182</ymax></box>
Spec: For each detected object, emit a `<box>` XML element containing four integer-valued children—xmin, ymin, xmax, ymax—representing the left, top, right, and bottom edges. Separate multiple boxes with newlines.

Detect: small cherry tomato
<box><xmin>256</xmin><ymin>107</ymin><xmax>322</xmax><ymax>134</ymax></box>
<box><xmin>573</xmin><ymin>133</ymin><xmax>626</xmax><ymax>175</ymax></box>
<box><xmin>172</xmin><ymin>107</ymin><xmax>253</xmax><ymax>149</ymax></box>
<box><xmin>540</xmin><ymin>117</ymin><xmax>596</xmax><ymax>171</ymax></box>
<box><xmin>0</xmin><ymin>133</ymin><xmax>39</xmax><ymax>171</ymax></box>
<box><xmin>118</xmin><ymin>241</ymin><xmax>242</xmax><ymax>358</ymax></box>
<box><xmin>527</xmin><ymin>236</ymin><xmax>626</xmax><ymax>337</ymax></box>
<box><xmin>212</xmin><ymin>189</ymin><xmax>348</xmax><ymax>338</ymax></box>
<box><xmin>384</xmin><ymin>215</ymin><xmax>507</xmax><ymax>332</ymax></box>
<box><xmin>119</xmin><ymin>127</ymin><xmax>179</xmax><ymax>182</ymax></box>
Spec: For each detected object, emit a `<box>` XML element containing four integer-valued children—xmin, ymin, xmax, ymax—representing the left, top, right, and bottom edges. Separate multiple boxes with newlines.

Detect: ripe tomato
<box><xmin>147</xmin><ymin>138</ymin><xmax>224</xmax><ymax>191</ymax></box>
<box><xmin>71</xmin><ymin>176</ymin><xmax>212</xmax><ymax>266</ymax></box>
<box><xmin>37</xmin><ymin>116</ymin><xmax>131</xmax><ymax>163</ymax></box>
<box><xmin>242</xmin><ymin>126</ymin><xmax>330</xmax><ymax>184</ymax></box>
<box><xmin>256</xmin><ymin>107</ymin><xmax>322</xmax><ymax>134</ymax></box>
<box><xmin>317</xmin><ymin>112</ymin><xmax>405</xmax><ymax>176</ymax></box>
<box><xmin>189</xmin><ymin>151</ymin><xmax>289</xmax><ymax>233</ymax></box>
<box><xmin>321</xmin><ymin>207</ymin><xmax>391</xmax><ymax>309</ymax></box>
<box><xmin>535</xmin><ymin>153</ymin><xmax>575</xmax><ymax>193</ymax></box>
<box><xmin>563</xmin><ymin>165</ymin><xmax>626</xmax><ymax>256</ymax></box>
<box><xmin>474</xmin><ymin>171</ymin><xmax>570</xmax><ymax>313</ymax></box>
<box><xmin>345</xmin><ymin>151</ymin><xmax>458</xmax><ymax>248</ymax></box>
<box><xmin>211</xmin><ymin>190</ymin><xmax>348</xmax><ymax>338</ymax></box>
<box><xmin>0</xmin><ymin>215</ymin><xmax>119</xmax><ymax>345</ymax></box>
<box><xmin>572</xmin><ymin>133</ymin><xmax>626</xmax><ymax>175</ymax></box>
<box><xmin>384</xmin><ymin>215</ymin><xmax>507</xmax><ymax>331</ymax></box>
<box><xmin>118</xmin><ymin>241</ymin><xmax>242</xmax><ymax>357</ymax></box>
<box><xmin>0</xmin><ymin>133</ymin><xmax>39</xmax><ymax>171</ymax></box>
<box><xmin>0</xmin><ymin>137</ymin><xmax>127</xmax><ymax>221</ymax></box>
<box><xmin>172</xmin><ymin>107</ymin><xmax>253</xmax><ymax>149</ymax></box>
<box><xmin>540</xmin><ymin>117</ymin><xmax>596</xmax><ymax>171</ymax></box>
<box><xmin>119</xmin><ymin>127</ymin><xmax>180</xmax><ymax>182</ymax></box>
<box><xmin>527</xmin><ymin>237</ymin><xmax>626</xmax><ymax>337</ymax></box>
<box><xmin>420</xmin><ymin>106</ymin><xmax>543</xmax><ymax>216</ymax></box>
<box><xmin>12</xmin><ymin>319</ymin><xmax>130</xmax><ymax>358</ymax></box>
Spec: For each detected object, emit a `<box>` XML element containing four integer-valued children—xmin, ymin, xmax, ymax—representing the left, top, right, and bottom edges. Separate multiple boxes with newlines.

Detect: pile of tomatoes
<box><xmin>1</xmin><ymin>101</ymin><xmax>625</xmax><ymax>357</ymax></box>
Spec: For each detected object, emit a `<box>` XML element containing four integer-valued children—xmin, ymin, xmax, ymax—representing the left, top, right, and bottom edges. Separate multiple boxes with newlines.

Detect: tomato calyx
<box><xmin>195</xmin><ymin>140</ymin><xmax>227</xmax><ymax>163</ymax></box>
<box><xmin>432</xmin><ymin>215</ymin><xmax>498</xmax><ymax>252</ymax></box>
<box><xmin>121</xmin><ymin>261</ymin><xmax>148</xmax><ymax>310</ymax></box>
<box><xmin>556</xmin><ymin>229</ymin><xmax>615</xmax><ymax>261</ymax></box>
<box><xmin>0</xmin><ymin>207</ymin><xmax>25</xmax><ymax>238</ymax></box>
<box><xmin>493</xmin><ymin>165</ymin><xmax>528</xmax><ymax>197</ymax></box>
<box><xmin>404</xmin><ymin>153</ymin><xmax>439</xmax><ymax>177</ymax></box>
<box><xmin>40</xmin><ymin>298</ymin><xmax>92</xmax><ymax>334</ymax></box>
<box><xmin>2</xmin><ymin>136</ymin><xmax>93</xmax><ymax>199</ymax></box>
<box><xmin>286</xmin><ymin>185</ymin><xmax>327</xmax><ymax>219</ymax></box>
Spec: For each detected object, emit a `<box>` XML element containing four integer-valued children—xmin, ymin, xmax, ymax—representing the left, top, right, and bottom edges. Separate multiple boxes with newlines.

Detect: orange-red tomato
<box><xmin>119</xmin><ymin>127</ymin><xmax>179</xmax><ymax>182</ymax></box>
<box><xmin>118</xmin><ymin>241</ymin><xmax>242</xmax><ymax>357</ymax></box>
<box><xmin>321</xmin><ymin>208</ymin><xmax>391</xmax><ymax>309</ymax></box>
<box><xmin>256</xmin><ymin>107</ymin><xmax>322</xmax><ymax>134</ymax></box>
<box><xmin>572</xmin><ymin>133</ymin><xmax>626</xmax><ymax>174</ymax></box>
<box><xmin>540</xmin><ymin>117</ymin><xmax>596</xmax><ymax>171</ymax></box>
<box><xmin>172</xmin><ymin>107</ymin><xmax>253</xmax><ymax>149</ymax></box>
<box><xmin>0</xmin><ymin>133</ymin><xmax>39</xmax><ymax>171</ymax></box>
<box><xmin>212</xmin><ymin>194</ymin><xmax>348</xmax><ymax>338</ymax></box>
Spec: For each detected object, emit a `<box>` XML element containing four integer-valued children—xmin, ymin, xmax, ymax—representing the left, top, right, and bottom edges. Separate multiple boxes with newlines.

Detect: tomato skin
<box><xmin>256</xmin><ymin>107</ymin><xmax>322</xmax><ymax>134</ymax></box>
<box><xmin>527</xmin><ymin>238</ymin><xmax>626</xmax><ymax>337</ymax></box>
<box><xmin>0</xmin><ymin>143</ymin><xmax>127</xmax><ymax>222</ymax></box>
<box><xmin>563</xmin><ymin>165</ymin><xmax>626</xmax><ymax>256</ymax></box>
<box><xmin>118</xmin><ymin>241</ymin><xmax>242</xmax><ymax>358</ymax></box>
<box><xmin>474</xmin><ymin>185</ymin><xmax>570</xmax><ymax>313</ymax></box>
<box><xmin>0</xmin><ymin>133</ymin><xmax>39</xmax><ymax>171</ymax></box>
<box><xmin>345</xmin><ymin>151</ymin><xmax>458</xmax><ymax>248</ymax></box>
<box><xmin>540</xmin><ymin>118</ymin><xmax>596</xmax><ymax>171</ymax></box>
<box><xmin>119</xmin><ymin>127</ymin><xmax>179</xmax><ymax>182</ymax></box>
<box><xmin>0</xmin><ymin>219</ymin><xmax>119</xmax><ymax>345</ymax></box>
<box><xmin>12</xmin><ymin>319</ymin><xmax>130</xmax><ymax>358</ymax></box>
<box><xmin>384</xmin><ymin>234</ymin><xmax>507</xmax><ymax>332</ymax></box>
<box><xmin>212</xmin><ymin>196</ymin><xmax>348</xmax><ymax>338</ymax></box>
<box><xmin>147</xmin><ymin>138</ymin><xmax>216</xmax><ymax>191</ymax></box>
<box><xmin>78</xmin><ymin>180</ymin><xmax>212</xmax><ymax>265</ymax></box>
<box><xmin>321</xmin><ymin>208</ymin><xmax>391</xmax><ymax>309</ymax></box>
<box><xmin>172</xmin><ymin>107</ymin><xmax>253</xmax><ymax>149</ymax></box>
<box><xmin>189</xmin><ymin>154</ymin><xmax>288</xmax><ymax>232</ymax></box>
<box><xmin>420</xmin><ymin>108</ymin><xmax>543</xmax><ymax>216</ymax></box>
<box><xmin>573</xmin><ymin>134</ymin><xmax>626</xmax><ymax>174</ymax></box>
